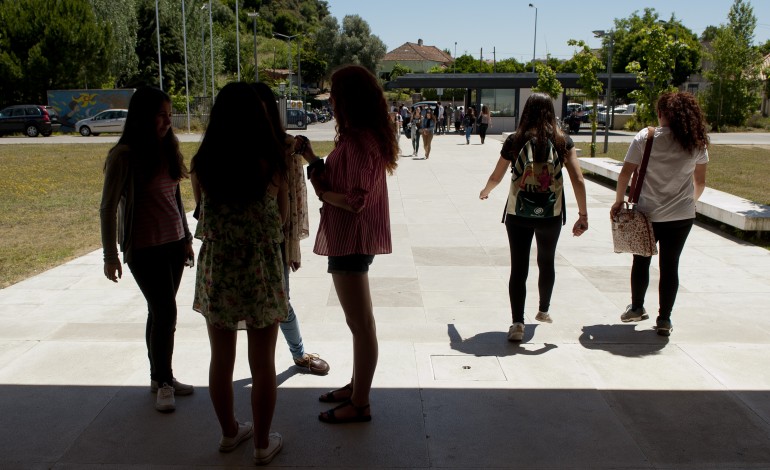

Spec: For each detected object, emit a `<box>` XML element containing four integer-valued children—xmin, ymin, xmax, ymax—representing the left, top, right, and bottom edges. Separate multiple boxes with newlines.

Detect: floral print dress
<box><xmin>193</xmin><ymin>194</ymin><xmax>288</xmax><ymax>330</ymax></box>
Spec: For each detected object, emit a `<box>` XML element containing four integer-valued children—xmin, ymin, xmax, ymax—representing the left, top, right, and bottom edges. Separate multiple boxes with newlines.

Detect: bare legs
<box><xmin>206</xmin><ymin>322</ymin><xmax>279</xmax><ymax>450</ymax></box>
<box><xmin>330</xmin><ymin>272</ymin><xmax>378</xmax><ymax>418</ymax></box>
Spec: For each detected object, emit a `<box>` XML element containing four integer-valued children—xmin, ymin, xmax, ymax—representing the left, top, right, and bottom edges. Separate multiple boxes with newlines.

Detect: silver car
<box><xmin>75</xmin><ymin>109</ymin><xmax>128</xmax><ymax>136</ymax></box>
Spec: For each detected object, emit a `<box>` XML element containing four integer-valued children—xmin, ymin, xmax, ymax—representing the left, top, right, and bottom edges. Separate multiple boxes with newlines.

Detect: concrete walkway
<box><xmin>1</xmin><ymin>131</ymin><xmax>770</xmax><ymax>469</ymax></box>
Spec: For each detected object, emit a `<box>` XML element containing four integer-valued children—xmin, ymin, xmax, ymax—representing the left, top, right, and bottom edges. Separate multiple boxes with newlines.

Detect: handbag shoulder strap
<box><xmin>628</xmin><ymin>126</ymin><xmax>655</xmax><ymax>204</ymax></box>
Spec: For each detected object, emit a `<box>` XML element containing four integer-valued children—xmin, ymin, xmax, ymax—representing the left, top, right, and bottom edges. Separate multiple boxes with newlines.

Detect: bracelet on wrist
<box><xmin>578</xmin><ymin>212</ymin><xmax>588</xmax><ymax>217</ymax></box>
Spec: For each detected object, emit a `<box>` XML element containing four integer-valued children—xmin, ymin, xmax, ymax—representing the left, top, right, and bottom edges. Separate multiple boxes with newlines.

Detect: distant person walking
<box><xmin>100</xmin><ymin>86</ymin><xmax>195</xmax><ymax>413</ymax></box>
<box><xmin>463</xmin><ymin>107</ymin><xmax>476</xmax><ymax>144</ymax></box>
<box><xmin>478</xmin><ymin>105</ymin><xmax>492</xmax><ymax>144</ymax></box>
<box><xmin>422</xmin><ymin>109</ymin><xmax>436</xmax><ymax>159</ymax></box>
<box><xmin>610</xmin><ymin>91</ymin><xmax>709</xmax><ymax>336</ymax></box>
<box><xmin>411</xmin><ymin>106</ymin><xmax>422</xmax><ymax>157</ymax></box>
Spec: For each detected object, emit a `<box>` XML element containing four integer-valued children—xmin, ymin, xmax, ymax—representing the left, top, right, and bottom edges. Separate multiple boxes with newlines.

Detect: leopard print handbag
<box><xmin>612</xmin><ymin>127</ymin><xmax>658</xmax><ymax>257</ymax></box>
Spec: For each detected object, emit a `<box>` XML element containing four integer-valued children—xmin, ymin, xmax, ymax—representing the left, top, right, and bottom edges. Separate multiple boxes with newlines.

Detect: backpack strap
<box><xmin>628</xmin><ymin>126</ymin><xmax>655</xmax><ymax>204</ymax></box>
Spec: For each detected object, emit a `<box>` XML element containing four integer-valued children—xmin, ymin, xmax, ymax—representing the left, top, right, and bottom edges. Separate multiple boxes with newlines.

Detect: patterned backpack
<box><xmin>505</xmin><ymin>138</ymin><xmax>565</xmax><ymax>221</ymax></box>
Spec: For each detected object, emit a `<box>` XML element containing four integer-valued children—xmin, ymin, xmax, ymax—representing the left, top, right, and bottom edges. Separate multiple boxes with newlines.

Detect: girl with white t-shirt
<box><xmin>610</xmin><ymin>92</ymin><xmax>709</xmax><ymax>336</ymax></box>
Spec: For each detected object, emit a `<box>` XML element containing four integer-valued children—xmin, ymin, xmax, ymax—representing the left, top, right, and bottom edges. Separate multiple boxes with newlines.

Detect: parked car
<box><xmin>75</xmin><ymin>109</ymin><xmax>128</xmax><ymax>136</ymax></box>
<box><xmin>0</xmin><ymin>104</ymin><xmax>61</xmax><ymax>137</ymax></box>
<box><xmin>597</xmin><ymin>104</ymin><xmax>636</xmax><ymax>126</ymax></box>
<box><xmin>582</xmin><ymin>104</ymin><xmax>606</xmax><ymax>123</ymax></box>
<box><xmin>286</xmin><ymin>109</ymin><xmax>307</xmax><ymax>129</ymax></box>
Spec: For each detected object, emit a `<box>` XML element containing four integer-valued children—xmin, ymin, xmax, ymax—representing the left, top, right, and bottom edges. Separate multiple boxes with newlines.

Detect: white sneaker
<box><xmin>155</xmin><ymin>383</ymin><xmax>175</xmax><ymax>412</ymax></box>
<box><xmin>219</xmin><ymin>421</ymin><xmax>254</xmax><ymax>452</ymax></box>
<box><xmin>535</xmin><ymin>311</ymin><xmax>553</xmax><ymax>323</ymax></box>
<box><xmin>151</xmin><ymin>378</ymin><xmax>194</xmax><ymax>396</ymax></box>
<box><xmin>254</xmin><ymin>432</ymin><xmax>282</xmax><ymax>466</ymax></box>
<box><xmin>507</xmin><ymin>322</ymin><xmax>525</xmax><ymax>342</ymax></box>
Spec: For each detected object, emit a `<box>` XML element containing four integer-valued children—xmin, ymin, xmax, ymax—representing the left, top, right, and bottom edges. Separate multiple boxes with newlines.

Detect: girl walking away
<box><xmin>295</xmin><ymin>64</ymin><xmax>398</xmax><ymax>424</ymax></box>
<box><xmin>191</xmin><ymin>82</ymin><xmax>288</xmax><ymax>465</ymax></box>
<box><xmin>478</xmin><ymin>105</ymin><xmax>492</xmax><ymax>144</ymax></box>
<box><xmin>422</xmin><ymin>109</ymin><xmax>436</xmax><ymax>159</ymax></box>
<box><xmin>100</xmin><ymin>86</ymin><xmax>195</xmax><ymax>413</ymax></box>
<box><xmin>610</xmin><ymin>92</ymin><xmax>708</xmax><ymax>336</ymax></box>
<box><xmin>479</xmin><ymin>93</ymin><xmax>588</xmax><ymax>342</ymax></box>
<box><xmin>411</xmin><ymin>106</ymin><xmax>422</xmax><ymax>157</ymax></box>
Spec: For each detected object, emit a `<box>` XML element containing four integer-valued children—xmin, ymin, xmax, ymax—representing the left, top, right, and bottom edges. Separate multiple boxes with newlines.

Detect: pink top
<box><xmin>131</xmin><ymin>169</ymin><xmax>185</xmax><ymax>249</ymax></box>
<box><xmin>313</xmin><ymin>134</ymin><xmax>392</xmax><ymax>256</ymax></box>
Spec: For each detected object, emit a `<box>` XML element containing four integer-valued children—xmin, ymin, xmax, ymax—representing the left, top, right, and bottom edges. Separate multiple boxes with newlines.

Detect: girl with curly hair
<box><xmin>610</xmin><ymin>91</ymin><xmax>709</xmax><ymax>336</ymax></box>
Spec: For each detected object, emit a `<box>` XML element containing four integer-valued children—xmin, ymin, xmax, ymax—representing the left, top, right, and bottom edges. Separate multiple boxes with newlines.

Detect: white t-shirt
<box><xmin>624</xmin><ymin>126</ymin><xmax>709</xmax><ymax>222</ymax></box>
<box><xmin>438</xmin><ymin>105</ymin><xmax>444</xmax><ymax>119</ymax></box>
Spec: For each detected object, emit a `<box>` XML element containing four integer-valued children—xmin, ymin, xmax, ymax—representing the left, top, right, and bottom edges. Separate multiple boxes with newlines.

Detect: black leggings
<box><xmin>128</xmin><ymin>238</ymin><xmax>186</xmax><ymax>385</ymax></box>
<box><xmin>505</xmin><ymin>214</ymin><xmax>562</xmax><ymax>323</ymax></box>
<box><xmin>630</xmin><ymin>218</ymin><xmax>694</xmax><ymax>320</ymax></box>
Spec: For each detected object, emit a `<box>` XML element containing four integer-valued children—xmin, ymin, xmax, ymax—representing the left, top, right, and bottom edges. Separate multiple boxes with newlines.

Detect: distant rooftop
<box><xmin>382</xmin><ymin>39</ymin><xmax>453</xmax><ymax>66</ymax></box>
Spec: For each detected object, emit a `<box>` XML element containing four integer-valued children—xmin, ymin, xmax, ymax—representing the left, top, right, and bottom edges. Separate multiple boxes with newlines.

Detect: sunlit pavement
<box><xmin>1</xmin><ymin>129</ymin><xmax>770</xmax><ymax>468</ymax></box>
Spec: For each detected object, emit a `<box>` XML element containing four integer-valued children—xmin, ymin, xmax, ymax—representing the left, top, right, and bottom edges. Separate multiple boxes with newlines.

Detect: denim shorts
<box><xmin>327</xmin><ymin>254</ymin><xmax>375</xmax><ymax>274</ymax></box>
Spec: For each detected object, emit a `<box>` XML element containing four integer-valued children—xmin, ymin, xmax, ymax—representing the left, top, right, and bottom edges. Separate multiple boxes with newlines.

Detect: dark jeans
<box><xmin>631</xmin><ymin>218</ymin><xmax>694</xmax><ymax>320</ymax></box>
<box><xmin>128</xmin><ymin>238</ymin><xmax>186</xmax><ymax>385</ymax></box>
<box><xmin>478</xmin><ymin>123</ymin><xmax>489</xmax><ymax>140</ymax></box>
<box><xmin>505</xmin><ymin>215</ymin><xmax>562</xmax><ymax>323</ymax></box>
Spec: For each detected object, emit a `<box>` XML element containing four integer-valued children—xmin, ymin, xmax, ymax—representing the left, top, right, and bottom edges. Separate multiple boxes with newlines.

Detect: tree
<box><xmin>531</xmin><ymin>63</ymin><xmax>562</xmax><ymax>99</ymax></box>
<box><xmin>389</xmin><ymin>63</ymin><xmax>412</xmax><ymax>80</ymax></box>
<box><xmin>496</xmin><ymin>58</ymin><xmax>525</xmax><ymax>73</ymax></box>
<box><xmin>624</xmin><ymin>24</ymin><xmax>677</xmax><ymax>126</ymax></box>
<box><xmin>701</xmin><ymin>0</ymin><xmax>763</xmax><ymax>129</ymax></box>
<box><xmin>609</xmin><ymin>8</ymin><xmax>701</xmax><ymax>87</ymax></box>
<box><xmin>90</xmin><ymin>0</ymin><xmax>139</xmax><ymax>88</ymax></box>
<box><xmin>568</xmin><ymin>39</ymin><xmax>604</xmax><ymax>156</ymax></box>
<box><xmin>0</xmin><ymin>0</ymin><xmax>111</xmax><ymax>104</ymax></box>
<box><xmin>127</xmin><ymin>0</ymin><xmax>189</xmax><ymax>90</ymax></box>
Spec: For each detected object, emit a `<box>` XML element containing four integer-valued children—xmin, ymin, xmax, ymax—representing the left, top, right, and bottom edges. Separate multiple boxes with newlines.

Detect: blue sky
<box><xmin>327</xmin><ymin>0</ymin><xmax>770</xmax><ymax>62</ymax></box>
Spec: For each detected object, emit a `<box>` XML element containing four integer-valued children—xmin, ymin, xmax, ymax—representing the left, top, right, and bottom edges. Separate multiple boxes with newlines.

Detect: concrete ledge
<box><xmin>579</xmin><ymin>157</ymin><xmax>770</xmax><ymax>232</ymax></box>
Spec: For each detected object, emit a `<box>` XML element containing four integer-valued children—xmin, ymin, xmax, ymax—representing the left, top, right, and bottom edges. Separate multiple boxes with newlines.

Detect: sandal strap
<box><xmin>321</xmin><ymin>383</ymin><xmax>352</xmax><ymax>401</ymax></box>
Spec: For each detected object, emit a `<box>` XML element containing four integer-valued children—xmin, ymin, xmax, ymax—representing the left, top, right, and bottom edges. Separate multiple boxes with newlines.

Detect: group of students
<box><xmin>100</xmin><ymin>65</ymin><xmax>398</xmax><ymax>465</ymax></box>
<box><xmin>100</xmin><ymin>69</ymin><xmax>708</xmax><ymax>465</ymax></box>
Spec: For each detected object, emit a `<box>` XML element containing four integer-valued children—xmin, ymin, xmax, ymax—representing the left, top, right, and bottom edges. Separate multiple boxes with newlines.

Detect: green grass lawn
<box><xmin>0</xmin><ymin>141</ymin><xmax>767</xmax><ymax>288</ymax></box>
<box><xmin>0</xmin><ymin>141</ymin><xmax>335</xmax><ymax>288</ymax></box>
<box><xmin>574</xmin><ymin>142</ymin><xmax>770</xmax><ymax>205</ymax></box>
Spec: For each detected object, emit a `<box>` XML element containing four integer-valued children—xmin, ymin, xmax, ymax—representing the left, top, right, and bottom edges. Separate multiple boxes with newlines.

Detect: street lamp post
<box><xmin>235</xmin><ymin>0</ymin><xmax>240</xmax><ymax>81</ymax></box>
<box><xmin>181</xmin><ymin>0</ymin><xmax>191</xmax><ymax>133</ymax></box>
<box><xmin>201</xmin><ymin>26</ymin><xmax>206</xmax><ymax>100</ymax></box>
<box><xmin>593</xmin><ymin>29</ymin><xmax>613</xmax><ymax>154</ymax></box>
<box><xmin>528</xmin><ymin>3</ymin><xmax>537</xmax><ymax>73</ymax></box>
<box><xmin>248</xmin><ymin>12</ymin><xmax>259</xmax><ymax>82</ymax></box>
<box><xmin>203</xmin><ymin>2</ymin><xmax>215</xmax><ymax>101</ymax></box>
<box><xmin>273</xmin><ymin>32</ymin><xmax>302</xmax><ymax>100</ymax></box>
<box><xmin>155</xmin><ymin>0</ymin><xmax>162</xmax><ymax>89</ymax></box>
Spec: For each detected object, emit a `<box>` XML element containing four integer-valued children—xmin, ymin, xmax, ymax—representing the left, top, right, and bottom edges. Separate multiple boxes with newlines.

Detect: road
<box><xmin>1</xmin><ymin>120</ymin><xmax>768</xmax><ymax>146</ymax></box>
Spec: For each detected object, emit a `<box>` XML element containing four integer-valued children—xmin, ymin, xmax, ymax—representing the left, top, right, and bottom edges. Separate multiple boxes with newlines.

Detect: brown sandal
<box><xmin>318</xmin><ymin>383</ymin><xmax>352</xmax><ymax>403</ymax></box>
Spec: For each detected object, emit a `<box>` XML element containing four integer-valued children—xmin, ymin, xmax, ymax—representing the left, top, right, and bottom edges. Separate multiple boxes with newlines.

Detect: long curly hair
<box><xmin>509</xmin><ymin>93</ymin><xmax>568</xmax><ymax>162</ymax></box>
<box><xmin>191</xmin><ymin>82</ymin><xmax>285</xmax><ymax>205</ymax></box>
<box><xmin>656</xmin><ymin>92</ymin><xmax>709</xmax><ymax>153</ymax></box>
<box><xmin>330</xmin><ymin>65</ymin><xmax>398</xmax><ymax>174</ymax></box>
<box><xmin>110</xmin><ymin>86</ymin><xmax>187</xmax><ymax>181</ymax></box>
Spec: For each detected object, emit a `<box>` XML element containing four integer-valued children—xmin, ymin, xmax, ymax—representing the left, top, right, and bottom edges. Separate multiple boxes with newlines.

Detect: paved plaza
<box><xmin>1</xmin><ymin>130</ymin><xmax>770</xmax><ymax>469</ymax></box>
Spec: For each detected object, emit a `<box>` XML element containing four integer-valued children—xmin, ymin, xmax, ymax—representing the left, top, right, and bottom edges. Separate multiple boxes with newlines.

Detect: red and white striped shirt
<box><xmin>313</xmin><ymin>134</ymin><xmax>392</xmax><ymax>256</ymax></box>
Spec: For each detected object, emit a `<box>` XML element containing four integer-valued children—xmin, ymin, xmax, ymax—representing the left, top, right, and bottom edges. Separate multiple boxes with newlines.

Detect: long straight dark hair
<box><xmin>191</xmin><ymin>82</ymin><xmax>284</xmax><ymax>205</ymax></box>
<box><xmin>509</xmin><ymin>93</ymin><xmax>568</xmax><ymax>163</ymax></box>
<box><xmin>108</xmin><ymin>86</ymin><xmax>187</xmax><ymax>181</ymax></box>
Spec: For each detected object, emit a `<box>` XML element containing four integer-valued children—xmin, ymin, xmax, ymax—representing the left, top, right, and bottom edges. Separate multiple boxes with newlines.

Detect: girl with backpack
<box><xmin>478</xmin><ymin>93</ymin><xmax>588</xmax><ymax>342</ymax></box>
